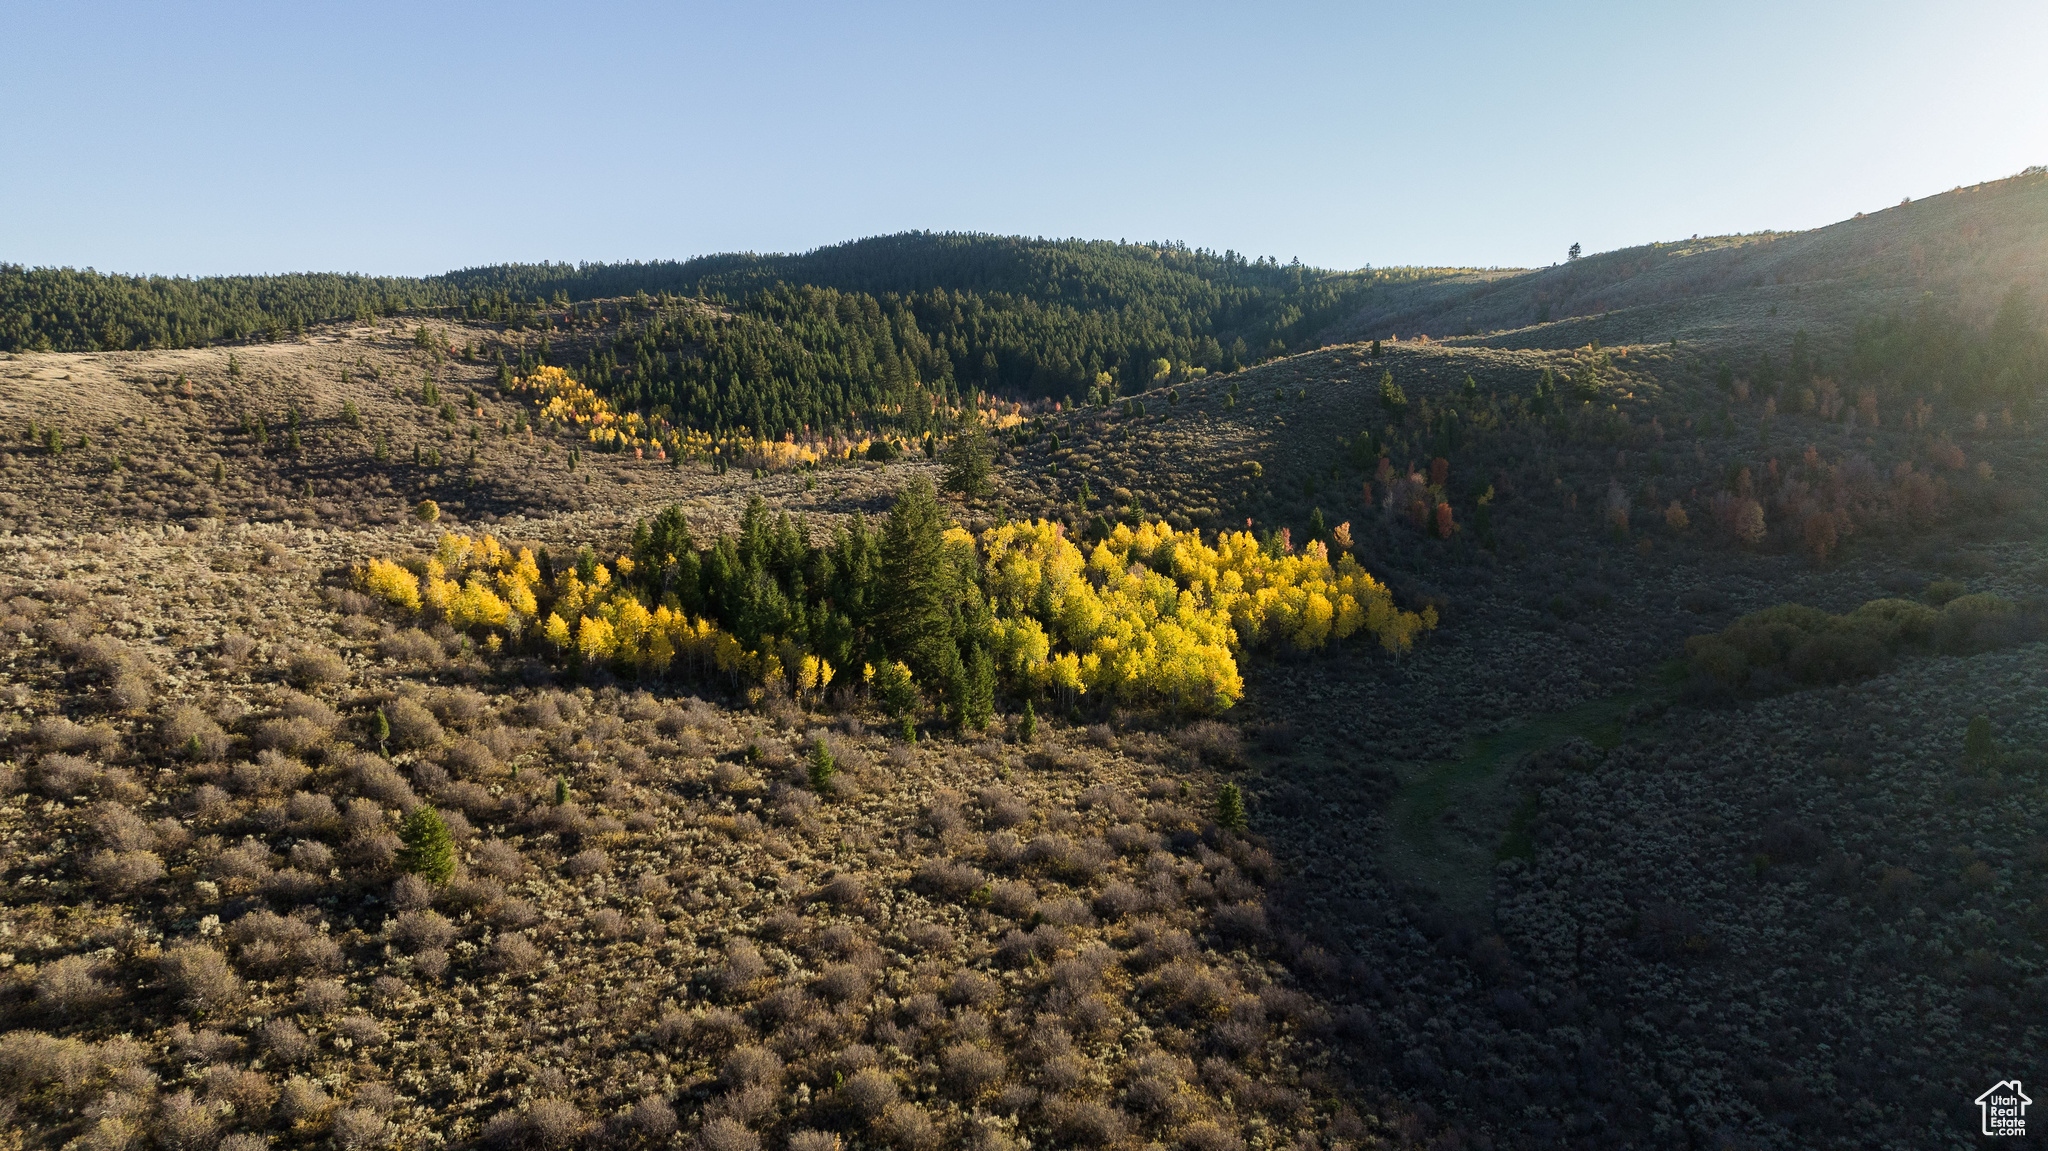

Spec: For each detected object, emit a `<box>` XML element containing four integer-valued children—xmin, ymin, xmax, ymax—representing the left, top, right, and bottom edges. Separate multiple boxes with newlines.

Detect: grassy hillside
<box><xmin>1333</xmin><ymin>167</ymin><xmax>2048</xmax><ymax>353</ymax></box>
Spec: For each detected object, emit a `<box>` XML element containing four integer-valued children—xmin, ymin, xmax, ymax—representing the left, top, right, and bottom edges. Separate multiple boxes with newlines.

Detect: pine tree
<box><xmin>964</xmin><ymin>645</ymin><xmax>995</xmax><ymax>731</ymax></box>
<box><xmin>1965</xmin><ymin>714</ymin><xmax>1994</xmax><ymax>761</ymax></box>
<box><xmin>372</xmin><ymin>707</ymin><xmax>391</xmax><ymax>750</ymax></box>
<box><xmin>1378</xmin><ymin>371</ymin><xmax>1407</xmax><ymax>421</ymax></box>
<box><xmin>807</xmin><ymin>737</ymin><xmax>837</xmax><ymax>792</ymax></box>
<box><xmin>941</xmin><ymin>643</ymin><xmax>970</xmax><ymax>728</ymax></box>
<box><xmin>1573</xmin><ymin>360</ymin><xmax>1603</xmax><ymax>403</ymax></box>
<box><xmin>554</xmin><ymin>775</ymin><xmax>569</xmax><ymax>805</ymax></box>
<box><xmin>1018</xmin><ymin>699</ymin><xmax>1037</xmax><ymax>743</ymax></box>
<box><xmin>878</xmin><ymin>480</ymin><xmax>951</xmax><ymax>681</ymax></box>
<box><xmin>875</xmin><ymin>659</ymin><xmax>921</xmax><ymax>721</ymax></box>
<box><xmin>1215</xmin><ymin>782</ymin><xmax>1248</xmax><ymax>833</ymax></box>
<box><xmin>396</xmin><ymin>806</ymin><xmax>455</xmax><ymax>885</ymax></box>
<box><xmin>941</xmin><ymin>424</ymin><xmax>994</xmax><ymax>497</ymax></box>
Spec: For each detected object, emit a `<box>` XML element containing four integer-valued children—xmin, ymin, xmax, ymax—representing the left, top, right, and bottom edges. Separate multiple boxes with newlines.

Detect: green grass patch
<box><xmin>1496</xmin><ymin>793</ymin><xmax>1541</xmax><ymax>861</ymax></box>
<box><xmin>1394</xmin><ymin>688</ymin><xmax>1642</xmax><ymax>838</ymax></box>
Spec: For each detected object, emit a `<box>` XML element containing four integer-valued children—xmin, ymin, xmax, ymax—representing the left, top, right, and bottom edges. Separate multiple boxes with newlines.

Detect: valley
<box><xmin>1</xmin><ymin>173</ymin><xmax>2045</xmax><ymax>1151</ymax></box>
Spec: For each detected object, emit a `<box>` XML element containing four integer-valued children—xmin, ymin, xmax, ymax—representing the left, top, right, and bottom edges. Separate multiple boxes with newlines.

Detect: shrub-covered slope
<box><xmin>1335</xmin><ymin>167</ymin><xmax>2048</xmax><ymax>352</ymax></box>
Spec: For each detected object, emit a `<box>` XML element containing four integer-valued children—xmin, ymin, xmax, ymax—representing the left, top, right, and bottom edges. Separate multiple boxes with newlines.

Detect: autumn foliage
<box><xmin>982</xmin><ymin>520</ymin><xmax>1434</xmax><ymax>712</ymax></box>
<box><xmin>358</xmin><ymin>510</ymin><xmax>1433</xmax><ymax>716</ymax></box>
<box><xmin>512</xmin><ymin>364</ymin><xmax>935</xmax><ymax>471</ymax></box>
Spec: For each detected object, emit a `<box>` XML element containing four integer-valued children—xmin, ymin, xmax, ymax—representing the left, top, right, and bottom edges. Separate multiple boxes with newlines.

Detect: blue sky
<box><xmin>3</xmin><ymin>1</ymin><xmax>2044</xmax><ymax>276</ymax></box>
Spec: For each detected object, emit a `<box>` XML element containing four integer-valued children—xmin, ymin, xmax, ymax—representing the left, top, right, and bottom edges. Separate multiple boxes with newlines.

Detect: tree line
<box><xmin>4</xmin><ymin>234</ymin><xmax>1470</xmax><ymax>437</ymax></box>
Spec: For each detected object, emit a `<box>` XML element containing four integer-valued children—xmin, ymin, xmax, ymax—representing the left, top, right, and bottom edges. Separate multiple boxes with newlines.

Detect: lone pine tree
<box><xmin>1965</xmin><ymin>714</ymin><xmax>1995</xmax><ymax>761</ymax></box>
<box><xmin>1216</xmin><ymin>782</ymin><xmax>1248</xmax><ymax>833</ymax></box>
<box><xmin>807</xmin><ymin>737</ymin><xmax>837</xmax><ymax>792</ymax></box>
<box><xmin>942</xmin><ymin>424</ymin><xmax>994</xmax><ymax>497</ymax></box>
<box><xmin>396</xmin><ymin>806</ymin><xmax>455</xmax><ymax>885</ymax></box>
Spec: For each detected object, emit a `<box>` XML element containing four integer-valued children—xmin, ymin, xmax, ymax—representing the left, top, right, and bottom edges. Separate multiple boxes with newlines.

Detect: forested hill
<box><xmin>503</xmin><ymin>236</ymin><xmax>1471</xmax><ymax>403</ymax></box>
<box><xmin>2</xmin><ymin>234</ymin><xmax>1468</xmax><ymax>375</ymax></box>
<box><xmin>463</xmin><ymin>233</ymin><xmax>1373</xmax><ymax>312</ymax></box>
<box><xmin>2</xmin><ymin>234</ymin><xmax>1489</xmax><ymax>436</ymax></box>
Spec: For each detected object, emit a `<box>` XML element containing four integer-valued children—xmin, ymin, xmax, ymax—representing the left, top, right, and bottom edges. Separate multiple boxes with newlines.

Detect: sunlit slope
<box><xmin>1330</xmin><ymin>168</ymin><xmax>2048</xmax><ymax>351</ymax></box>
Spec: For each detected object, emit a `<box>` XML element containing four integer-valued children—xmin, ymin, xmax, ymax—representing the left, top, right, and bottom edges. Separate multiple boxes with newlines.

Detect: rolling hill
<box><xmin>1331</xmin><ymin>166</ymin><xmax>2048</xmax><ymax>353</ymax></box>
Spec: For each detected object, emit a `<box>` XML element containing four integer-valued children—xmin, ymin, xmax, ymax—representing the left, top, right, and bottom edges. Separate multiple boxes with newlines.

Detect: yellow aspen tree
<box><xmin>355</xmin><ymin>558</ymin><xmax>422</xmax><ymax>613</ymax></box>
<box><xmin>577</xmin><ymin>615</ymin><xmax>616</xmax><ymax>663</ymax></box>
<box><xmin>434</xmin><ymin>534</ymin><xmax>473</xmax><ymax>572</ymax></box>
<box><xmin>542</xmin><ymin>612</ymin><xmax>572</xmax><ymax>651</ymax></box>
<box><xmin>611</xmin><ymin>597</ymin><xmax>652</xmax><ymax>665</ymax></box>
<box><xmin>497</xmin><ymin>570</ymin><xmax>538</xmax><ymax>618</ymax></box>
<box><xmin>644</xmin><ymin>626</ymin><xmax>675</xmax><ymax>675</ymax></box>
<box><xmin>421</xmin><ymin>560</ymin><xmax>458</xmax><ymax>617</ymax></box>
<box><xmin>449</xmin><ymin>578</ymin><xmax>510</xmax><ymax>631</ymax></box>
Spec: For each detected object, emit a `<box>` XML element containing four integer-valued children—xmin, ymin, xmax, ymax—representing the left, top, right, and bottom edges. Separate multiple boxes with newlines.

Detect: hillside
<box><xmin>0</xmin><ymin>321</ymin><xmax>1450</xmax><ymax>1151</ymax></box>
<box><xmin>1333</xmin><ymin>167</ymin><xmax>2048</xmax><ymax>354</ymax></box>
<box><xmin>12</xmin><ymin>172</ymin><xmax>2044</xmax><ymax>436</ymax></box>
<box><xmin>1</xmin><ymin>178</ymin><xmax>2046</xmax><ymax>1151</ymax></box>
<box><xmin>0</xmin><ymin>237</ymin><xmax>1480</xmax><ymax>425</ymax></box>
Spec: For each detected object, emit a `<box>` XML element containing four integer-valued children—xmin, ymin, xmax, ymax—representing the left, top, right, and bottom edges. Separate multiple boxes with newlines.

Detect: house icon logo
<box><xmin>1976</xmin><ymin>1080</ymin><xmax>2030</xmax><ymax>1137</ymax></box>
